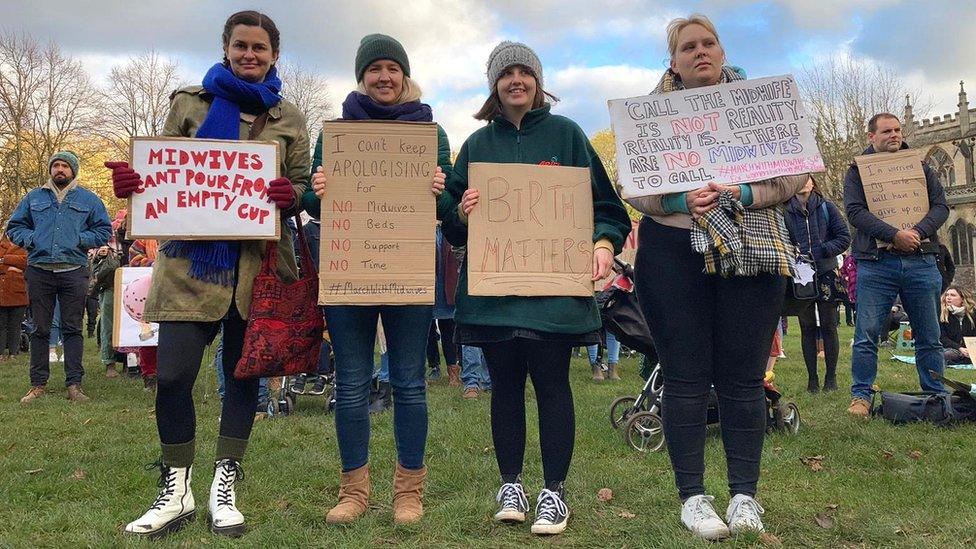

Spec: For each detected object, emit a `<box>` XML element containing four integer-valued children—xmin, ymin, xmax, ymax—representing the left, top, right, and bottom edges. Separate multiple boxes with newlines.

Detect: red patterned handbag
<box><xmin>234</xmin><ymin>214</ymin><xmax>323</xmax><ymax>380</ymax></box>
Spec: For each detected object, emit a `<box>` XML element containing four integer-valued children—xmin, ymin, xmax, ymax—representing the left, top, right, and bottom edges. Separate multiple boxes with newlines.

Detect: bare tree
<box><xmin>0</xmin><ymin>31</ymin><xmax>103</xmax><ymax>220</ymax></box>
<box><xmin>798</xmin><ymin>56</ymin><xmax>929</xmax><ymax>203</ymax></box>
<box><xmin>277</xmin><ymin>59</ymin><xmax>333</xmax><ymax>150</ymax></box>
<box><xmin>100</xmin><ymin>50</ymin><xmax>186</xmax><ymax>158</ymax></box>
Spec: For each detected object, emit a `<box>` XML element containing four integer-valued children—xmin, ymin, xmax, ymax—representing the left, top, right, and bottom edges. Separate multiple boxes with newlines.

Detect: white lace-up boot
<box><xmin>124</xmin><ymin>462</ymin><xmax>195</xmax><ymax>538</ymax></box>
<box><xmin>208</xmin><ymin>459</ymin><xmax>245</xmax><ymax>537</ymax></box>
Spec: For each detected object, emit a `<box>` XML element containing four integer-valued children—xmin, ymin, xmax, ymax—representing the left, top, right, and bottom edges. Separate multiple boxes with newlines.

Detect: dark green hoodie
<box><xmin>440</xmin><ymin>105</ymin><xmax>631</xmax><ymax>334</ymax></box>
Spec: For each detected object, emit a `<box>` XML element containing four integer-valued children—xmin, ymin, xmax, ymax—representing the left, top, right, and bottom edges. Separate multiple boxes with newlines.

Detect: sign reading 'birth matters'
<box><xmin>318</xmin><ymin>121</ymin><xmax>438</xmax><ymax>305</ymax></box>
<box><xmin>467</xmin><ymin>163</ymin><xmax>594</xmax><ymax>297</ymax></box>
<box><xmin>608</xmin><ymin>74</ymin><xmax>824</xmax><ymax>198</ymax></box>
<box><xmin>855</xmin><ymin>150</ymin><xmax>929</xmax><ymax>232</ymax></box>
<box><xmin>128</xmin><ymin>137</ymin><xmax>280</xmax><ymax>239</ymax></box>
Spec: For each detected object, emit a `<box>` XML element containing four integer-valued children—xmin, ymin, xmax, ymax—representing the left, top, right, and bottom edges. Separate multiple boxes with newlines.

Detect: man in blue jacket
<box><xmin>843</xmin><ymin>114</ymin><xmax>949</xmax><ymax>417</ymax></box>
<box><xmin>7</xmin><ymin>151</ymin><xmax>112</xmax><ymax>404</ymax></box>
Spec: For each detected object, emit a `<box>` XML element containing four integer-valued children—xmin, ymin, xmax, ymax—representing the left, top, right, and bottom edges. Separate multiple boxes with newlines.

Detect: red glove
<box><xmin>105</xmin><ymin>161</ymin><xmax>143</xmax><ymax>198</ymax></box>
<box><xmin>267</xmin><ymin>177</ymin><xmax>295</xmax><ymax>209</ymax></box>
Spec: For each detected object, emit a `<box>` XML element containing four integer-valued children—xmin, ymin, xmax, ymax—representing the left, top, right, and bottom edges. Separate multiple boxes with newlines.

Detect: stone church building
<box><xmin>903</xmin><ymin>82</ymin><xmax>976</xmax><ymax>287</ymax></box>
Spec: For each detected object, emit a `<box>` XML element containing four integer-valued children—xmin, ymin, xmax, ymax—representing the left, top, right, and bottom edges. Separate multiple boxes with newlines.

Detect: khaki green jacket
<box><xmin>144</xmin><ymin>85</ymin><xmax>310</xmax><ymax>322</ymax></box>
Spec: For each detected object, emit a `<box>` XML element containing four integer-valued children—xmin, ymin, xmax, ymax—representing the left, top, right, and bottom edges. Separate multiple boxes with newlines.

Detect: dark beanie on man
<box><xmin>49</xmin><ymin>150</ymin><xmax>80</xmax><ymax>180</ymax></box>
<box><xmin>355</xmin><ymin>34</ymin><xmax>410</xmax><ymax>82</ymax></box>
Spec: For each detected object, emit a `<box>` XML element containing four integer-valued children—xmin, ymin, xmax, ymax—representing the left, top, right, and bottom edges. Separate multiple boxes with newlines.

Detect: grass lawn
<box><xmin>0</xmin><ymin>323</ymin><xmax>974</xmax><ymax>548</ymax></box>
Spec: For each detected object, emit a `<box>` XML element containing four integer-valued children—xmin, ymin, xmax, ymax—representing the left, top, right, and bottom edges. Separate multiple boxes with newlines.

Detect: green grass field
<box><xmin>1</xmin><ymin>323</ymin><xmax>974</xmax><ymax>548</ymax></box>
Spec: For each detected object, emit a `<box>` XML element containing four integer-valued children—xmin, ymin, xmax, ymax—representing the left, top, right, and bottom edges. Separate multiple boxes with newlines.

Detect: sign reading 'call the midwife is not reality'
<box><xmin>608</xmin><ymin>74</ymin><xmax>825</xmax><ymax>198</ymax></box>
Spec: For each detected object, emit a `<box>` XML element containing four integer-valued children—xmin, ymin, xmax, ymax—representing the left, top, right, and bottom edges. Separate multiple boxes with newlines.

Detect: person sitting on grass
<box><xmin>940</xmin><ymin>286</ymin><xmax>976</xmax><ymax>365</ymax></box>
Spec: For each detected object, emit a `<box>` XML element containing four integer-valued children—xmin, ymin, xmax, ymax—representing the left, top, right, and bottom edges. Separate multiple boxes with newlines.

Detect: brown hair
<box><xmin>473</xmin><ymin>65</ymin><xmax>558</xmax><ymax>121</ymax></box>
<box><xmin>941</xmin><ymin>285</ymin><xmax>976</xmax><ymax>324</ymax></box>
<box><xmin>868</xmin><ymin>113</ymin><xmax>900</xmax><ymax>133</ymax></box>
<box><xmin>222</xmin><ymin>10</ymin><xmax>281</xmax><ymax>55</ymax></box>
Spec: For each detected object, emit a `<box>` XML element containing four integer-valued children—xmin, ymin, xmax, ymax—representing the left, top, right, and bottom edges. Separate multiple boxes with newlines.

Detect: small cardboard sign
<box><xmin>128</xmin><ymin>137</ymin><xmax>281</xmax><ymax>240</ymax></box>
<box><xmin>963</xmin><ymin>337</ymin><xmax>976</xmax><ymax>362</ymax></box>
<box><xmin>855</xmin><ymin>150</ymin><xmax>929</xmax><ymax>232</ymax></box>
<box><xmin>318</xmin><ymin>120</ymin><xmax>438</xmax><ymax>305</ymax></box>
<box><xmin>467</xmin><ymin>162</ymin><xmax>594</xmax><ymax>297</ymax></box>
<box><xmin>608</xmin><ymin>74</ymin><xmax>824</xmax><ymax>198</ymax></box>
<box><xmin>112</xmin><ymin>267</ymin><xmax>158</xmax><ymax>347</ymax></box>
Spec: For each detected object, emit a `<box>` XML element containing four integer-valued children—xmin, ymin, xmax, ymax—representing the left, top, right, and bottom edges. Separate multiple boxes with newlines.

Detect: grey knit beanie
<box><xmin>49</xmin><ymin>150</ymin><xmax>79</xmax><ymax>180</ymax></box>
<box><xmin>355</xmin><ymin>34</ymin><xmax>410</xmax><ymax>82</ymax></box>
<box><xmin>486</xmin><ymin>41</ymin><xmax>543</xmax><ymax>91</ymax></box>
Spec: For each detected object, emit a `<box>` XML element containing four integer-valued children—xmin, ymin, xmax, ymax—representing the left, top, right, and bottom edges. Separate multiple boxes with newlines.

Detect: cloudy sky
<box><xmin>5</xmin><ymin>0</ymin><xmax>974</xmax><ymax>147</ymax></box>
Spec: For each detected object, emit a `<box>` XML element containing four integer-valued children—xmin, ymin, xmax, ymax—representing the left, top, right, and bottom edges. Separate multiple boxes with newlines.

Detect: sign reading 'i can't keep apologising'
<box><xmin>318</xmin><ymin>121</ymin><xmax>438</xmax><ymax>305</ymax></box>
<box><xmin>609</xmin><ymin>74</ymin><xmax>824</xmax><ymax>198</ymax></box>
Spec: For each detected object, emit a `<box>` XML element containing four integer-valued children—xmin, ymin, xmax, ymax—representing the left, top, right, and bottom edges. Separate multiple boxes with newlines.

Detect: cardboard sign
<box><xmin>318</xmin><ymin>121</ymin><xmax>438</xmax><ymax>305</ymax></box>
<box><xmin>608</xmin><ymin>74</ymin><xmax>824</xmax><ymax>198</ymax></box>
<box><xmin>855</xmin><ymin>150</ymin><xmax>929</xmax><ymax>232</ymax></box>
<box><xmin>467</xmin><ymin>162</ymin><xmax>594</xmax><ymax>297</ymax></box>
<box><xmin>964</xmin><ymin>337</ymin><xmax>976</xmax><ymax>363</ymax></box>
<box><xmin>128</xmin><ymin>137</ymin><xmax>281</xmax><ymax>240</ymax></box>
<box><xmin>112</xmin><ymin>267</ymin><xmax>158</xmax><ymax>347</ymax></box>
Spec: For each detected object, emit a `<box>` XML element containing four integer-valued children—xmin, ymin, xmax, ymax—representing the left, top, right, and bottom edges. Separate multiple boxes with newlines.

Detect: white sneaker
<box><xmin>726</xmin><ymin>494</ymin><xmax>765</xmax><ymax>534</ymax></box>
<box><xmin>494</xmin><ymin>482</ymin><xmax>529</xmax><ymax>523</ymax></box>
<box><xmin>208</xmin><ymin>459</ymin><xmax>245</xmax><ymax>537</ymax></box>
<box><xmin>124</xmin><ymin>463</ymin><xmax>195</xmax><ymax>538</ymax></box>
<box><xmin>681</xmin><ymin>495</ymin><xmax>730</xmax><ymax>540</ymax></box>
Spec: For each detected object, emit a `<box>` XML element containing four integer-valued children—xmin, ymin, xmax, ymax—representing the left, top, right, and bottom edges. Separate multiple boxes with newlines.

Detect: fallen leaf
<box><xmin>25</xmin><ymin>468</ymin><xmax>43</xmax><ymax>475</ymax></box>
<box><xmin>619</xmin><ymin>510</ymin><xmax>636</xmax><ymax>519</ymax></box>
<box><xmin>597</xmin><ymin>488</ymin><xmax>613</xmax><ymax>502</ymax></box>
<box><xmin>881</xmin><ymin>450</ymin><xmax>894</xmax><ymax>460</ymax></box>
<box><xmin>760</xmin><ymin>532</ymin><xmax>783</xmax><ymax>546</ymax></box>
<box><xmin>83</xmin><ymin>418</ymin><xmax>92</xmax><ymax>425</ymax></box>
<box><xmin>71</xmin><ymin>469</ymin><xmax>87</xmax><ymax>480</ymax></box>
<box><xmin>826</xmin><ymin>504</ymin><xmax>839</xmax><ymax>510</ymax></box>
<box><xmin>908</xmin><ymin>450</ymin><xmax>922</xmax><ymax>461</ymax></box>
<box><xmin>275</xmin><ymin>499</ymin><xmax>290</xmax><ymax>511</ymax></box>
<box><xmin>814</xmin><ymin>513</ymin><xmax>836</xmax><ymax>529</ymax></box>
<box><xmin>800</xmin><ymin>456</ymin><xmax>825</xmax><ymax>472</ymax></box>
<box><xmin>772</xmin><ymin>446</ymin><xmax>783</xmax><ymax>452</ymax></box>
<box><xmin>895</xmin><ymin>527</ymin><xmax>909</xmax><ymax>536</ymax></box>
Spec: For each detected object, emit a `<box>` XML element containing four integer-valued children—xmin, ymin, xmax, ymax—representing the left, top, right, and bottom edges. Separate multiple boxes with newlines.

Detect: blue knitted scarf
<box><xmin>341</xmin><ymin>91</ymin><xmax>432</xmax><ymax>122</ymax></box>
<box><xmin>161</xmin><ymin>63</ymin><xmax>283</xmax><ymax>286</ymax></box>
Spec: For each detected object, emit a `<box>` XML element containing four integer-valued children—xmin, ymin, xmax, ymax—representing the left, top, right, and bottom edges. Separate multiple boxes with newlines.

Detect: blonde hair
<box><xmin>941</xmin><ymin>285</ymin><xmax>976</xmax><ymax>324</ymax></box>
<box><xmin>356</xmin><ymin>75</ymin><xmax>423</xmax><ymax>104</ymax></box>
<box><xmin>666</xmin><ymin>14</ymin><xmax>721</xmax><ymax>60</ymax></box>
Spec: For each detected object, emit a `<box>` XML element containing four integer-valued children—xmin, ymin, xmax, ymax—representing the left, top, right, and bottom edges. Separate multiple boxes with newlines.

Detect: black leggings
<box><xmin>635</xmin><ymin>218</ymin><xmax>785</xmax><ymax>500</ymax></box>
<box><xmin>155</xmin><ymin>307</ymin><xmax>258</xmax><ymax>445</ymax></box>
<box><xmin>0</xmin><ymin>306</ymin><xmax>26</xmax><ymax>355</ymax></box>
<box><xmin>482</xmin><ymin>338</ymin><xmax>574</xmax><ymax>486</ymax></box>
<box><xmin>797</xmin><ymin>300</ymin><xmax>839</xmax><ymax>383</ymax></box>
<box><xmin>426</xmin><ymin>318</ymin><xmax>458</xmax><ymax>366</ymax></box>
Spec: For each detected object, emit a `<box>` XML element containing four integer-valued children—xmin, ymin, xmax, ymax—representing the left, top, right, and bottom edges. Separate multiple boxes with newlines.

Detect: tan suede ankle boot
<box><xmin>325</xmin><ymin>464</ymin><xmax>370</xmax><ymax>524</ymax></box>
<box><xmin>392</xmin><ymin>463</ymin><xmax>427</xmax><ymax>525</ymax></box>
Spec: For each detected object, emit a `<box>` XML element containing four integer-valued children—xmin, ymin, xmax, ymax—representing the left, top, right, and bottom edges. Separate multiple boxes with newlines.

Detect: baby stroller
<box><xmin>266</xmin><ymin>340</ymin><xmax>337</xmax><ymax>417</ymax></box>
<box><xmin>601</xmin><ymin>259</ymin><xmax>800</xmax><ymax>453</ymax></box>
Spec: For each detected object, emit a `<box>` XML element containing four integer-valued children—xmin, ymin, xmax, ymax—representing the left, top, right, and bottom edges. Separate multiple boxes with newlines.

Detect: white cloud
<box><xmin>549</xmin><ymin>64</ymin><xmax>664</xmax><ymax>134</ymax></box>
<box><xmin>430</xmin><ymin>94</ymin><xmax>488</xmax><ymax>148</ymax></box>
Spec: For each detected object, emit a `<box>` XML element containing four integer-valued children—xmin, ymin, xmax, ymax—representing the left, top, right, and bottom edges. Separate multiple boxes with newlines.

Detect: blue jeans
<box><xmin>325</xmin><ymin>305</ymin><xmax>432</xmax><ymax>471</ymax></box>
<box><xmin>851</xmin><ymin>252</ymin><xmax>945</xmax><ymax>399</ymax></box>
<box><xmin>461</xmin><ymin>345</ymin><xmax>491</xmax><ymax>390</ymax></box>
<box><xmin>50</xmin><ymin>298</ymin><xmax>62</xmax><ymax>347</ymax></box>
<box><xmin>587</xmin><ymin>332</ymin><xmax>621</xmax><ymax>365</ymax></box>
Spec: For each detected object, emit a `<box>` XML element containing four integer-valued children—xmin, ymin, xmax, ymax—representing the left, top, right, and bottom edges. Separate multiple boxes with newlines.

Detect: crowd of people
<box><xmin>1</xmin><ymin>8</ymin><xmax>968</xmax><ymax>544</ymax></box>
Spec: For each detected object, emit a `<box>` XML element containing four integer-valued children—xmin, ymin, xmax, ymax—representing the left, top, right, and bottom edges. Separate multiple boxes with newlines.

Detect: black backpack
<box><xmin>874</xmin><ymin>391</ymin><xmax>976</xmax><ymax>425</ymax></box>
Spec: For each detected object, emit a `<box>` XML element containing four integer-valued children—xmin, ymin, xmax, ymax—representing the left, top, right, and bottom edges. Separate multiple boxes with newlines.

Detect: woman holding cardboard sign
<box><xmin>624</xmin><ymin>14</ymin><xmax>805</xmax><ymax>540</ymax></box>
<box><xmin>107</xmin><ymin>10</ymin><xmax>309</xmax><ymax>539</ymax></box>
<box><xmin>304</xmin><ymin>34</ymin><xmax>451</xmax><ymax>526</ymax></box>
<box><xmin>439</xmin><ymin>42</ymin><xmax>630</xmax><ymax>535</ymax></box>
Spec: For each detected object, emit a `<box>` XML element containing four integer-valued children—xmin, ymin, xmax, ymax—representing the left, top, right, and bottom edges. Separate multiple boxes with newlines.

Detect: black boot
<box><xmin>369</xmin><ymin>381</ymin><xmax>391</xmax><ymax>414</ymax></box>
<box><xmin>823</xmin><ymin>367</ymin><xmax>837</xmax><ymax>392</ymax></box>
<box><xmin>806</xmin><ymin>375</ymin><xmax>820</xmax><ymax>394</ymax></box>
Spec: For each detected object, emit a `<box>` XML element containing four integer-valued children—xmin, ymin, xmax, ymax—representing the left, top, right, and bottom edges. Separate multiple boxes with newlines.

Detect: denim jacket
<box><xmin>6</xmin><ymin>184</ymin><xmax>112</xmax><ymax>267</ymax></box>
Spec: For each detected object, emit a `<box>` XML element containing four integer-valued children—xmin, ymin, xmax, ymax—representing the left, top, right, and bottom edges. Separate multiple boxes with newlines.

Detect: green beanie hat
<box><xmin>355</xmin><ymin>34</ymin><xmax>410</xmax><ymax>82</ymax></box>
<box><xmin>49</xmin><ymin>150</ymin><xmax>80</xmax><ymax>180</ymax></box>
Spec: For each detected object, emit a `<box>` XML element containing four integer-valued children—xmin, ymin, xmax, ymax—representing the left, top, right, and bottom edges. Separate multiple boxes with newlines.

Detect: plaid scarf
<box><xmin>652</xmin><ymin>66</ymin><xmax>796</xmax><ymax>278</ymax></box>
<box><xmin>691</xmin><ymin>191</ymin><xmax>795</xmax><ymax>277</ymax></box>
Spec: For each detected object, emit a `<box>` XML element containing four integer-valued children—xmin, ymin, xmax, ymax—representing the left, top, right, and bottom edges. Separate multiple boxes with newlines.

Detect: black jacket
<box><xmin>784</xmin><ymin>193</ymin><xmax>851</xmax><ymax>274</ymax></box>
<box><xmin>843</xmin><ymin>143</ymin><xmax>949</xmax><ymax>260</ymax></box>
<box><xmin>940</xmin><ymin>312</ymin><xmax>976</xmax><ymax>350</ymax></box>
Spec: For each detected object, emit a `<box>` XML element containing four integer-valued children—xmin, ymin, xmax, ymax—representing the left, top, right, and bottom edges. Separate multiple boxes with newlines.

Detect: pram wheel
<box><xmin>610</xmin><ymin>396</ymin><xmax>638</xmax><ymax>429</ymax></box>
<box><xmin>625</xmin><ymin>411</ymin><xmax>665</xmax><ymax>453</ymax></box>
<box><xmin>773</xmin><ymin>401</ymin><xmax>800</xmax><ymax>434</ymax></box>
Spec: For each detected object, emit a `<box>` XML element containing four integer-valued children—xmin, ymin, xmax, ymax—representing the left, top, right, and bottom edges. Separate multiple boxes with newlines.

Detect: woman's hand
<box><xmin>431</xmin><ymin>166</ymin><xmax>445</xmax><ymax>197</ymax></box>
<box><xmin>461</xmin><ymin>188</ymin><xmax>480</xmax><ymax>215</ymax></box>
<box><xmin>961</xmin><ymin>347</ymin><xmax>970</xmax><ymax>358</ymax></box>
<box><xmin>592</xmin><ymin>247</ymin><xmax>614</xmax><ymax>281</ymax></box>
<box><xmin>105</xmin><ymin>161</ymin><xmax>143</xmax><ymax>198</ymax></box>
<box><xmin>706</xmin><ymin>182</ymin><xmax>741</xmax><ymax>200</ymax></box>
<box><xmin>686</xmin><ymin>186</ymin><xmax>718</xmax><ymax>218</ymax></box>
<box><xmin>312</xmin><ymin>166</ymin><xmax>327</xmax><ymax>199</ymax></box>
<box><xmin>268</xmin><ymin>177</ymin><xmax>295</xmax><ymax>209</ymax></box>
